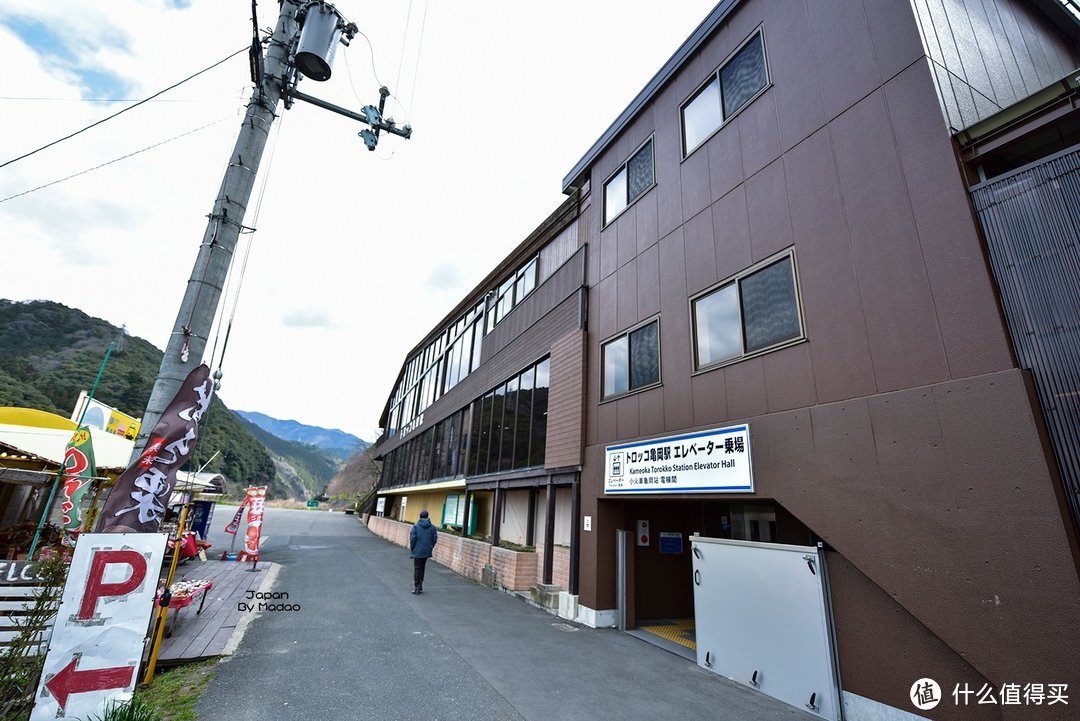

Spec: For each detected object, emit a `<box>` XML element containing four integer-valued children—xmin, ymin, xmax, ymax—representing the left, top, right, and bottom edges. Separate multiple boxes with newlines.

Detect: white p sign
<box><xmin>31</xmin><ymin>533</ymin><xmax>166</xmax><ymax>721</ymax></box>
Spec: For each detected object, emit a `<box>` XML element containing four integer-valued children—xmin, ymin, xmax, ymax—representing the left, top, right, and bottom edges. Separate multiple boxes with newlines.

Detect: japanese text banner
<box><xmin>98</xmin><ymin>364</ymin><xmax>213</xmax><ymax>533</ymax></box>
<box><xmin>605</xmin><ymin>424</ymin><xmax>753</xmax><ymax>494</ymax></box>
<box><xmin>242</xmin><ymin>486</ymin><xmax>267</xmax><ymax>559</ymax></box>
<box><xmin>60</xmin><ymin>426</ymin><xmax>96</xmax><ymax>545</ymax></box>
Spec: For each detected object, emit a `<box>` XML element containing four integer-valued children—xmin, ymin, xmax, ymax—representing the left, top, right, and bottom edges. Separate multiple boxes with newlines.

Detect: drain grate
<box><xmin>551</xmin><ymin>622</ymin><xmax>580</xmax><ymax>632</ymax></box>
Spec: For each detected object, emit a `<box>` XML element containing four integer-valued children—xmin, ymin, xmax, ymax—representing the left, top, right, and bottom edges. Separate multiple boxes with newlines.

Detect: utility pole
<box><xmin>134</xmin><ymin>0</ymin><xmax>410</xmax><ymax>455</ymax></box>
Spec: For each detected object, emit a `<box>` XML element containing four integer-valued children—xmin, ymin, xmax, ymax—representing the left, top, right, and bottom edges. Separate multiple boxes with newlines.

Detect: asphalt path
<box><xmin>195</xmin><ymin>505</ymin><xmax>815</xmax><ymax>721</ymax></box>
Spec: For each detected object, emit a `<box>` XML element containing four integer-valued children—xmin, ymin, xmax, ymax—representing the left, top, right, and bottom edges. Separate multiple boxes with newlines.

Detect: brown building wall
<box><xmin>582</xmin><ymin>370</ymin><xmax>1080</xmax><ymax>715</ymax></box>
<box><xmin>545</xmin><ymin>330</ymin><xmax>587</xmax><ymax>469</ymax></box>
<box><xmin>575</xmin><ymin>0</ymin><xmax>1080</xmax><ymax>714</ymax></box>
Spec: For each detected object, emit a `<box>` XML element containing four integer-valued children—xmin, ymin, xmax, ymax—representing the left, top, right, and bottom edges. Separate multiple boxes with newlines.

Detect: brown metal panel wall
<box><xmin>484</xmin><ymin>248</ymin><xmax>585</xmax><ymax>360</ymax></box>
<box><xmin>586</xmin><ymin>23</ymin><xmax>1016</xmax><ymax>448</ymax></box>
<box><xmin>971</xmin><ymin>147</ymin><xmax>1080</xmax><ymax>533</ymax></box>
<box><xmin>544</xmin><ymin>330</ymin><xmax>587</xmax><ymax>469</ymax></box>
<box><xmin>570</xmin><ymin>0</ymin><xmax>1080</xmax><ymax>706</ymax></box>
<box><xmin>583</xmin><ymin>370</ymin><xmax>1080</xmax><ymax>703</ymax></box>
<box><xmin>912</xmin><ymin>0</ymin><xmax>1080</xmax><ymax>131</ymax></box>
<box><xmin>538</xmin><ymin>223</ymin><xmax>580</xmax><ymax>285</ymax></box>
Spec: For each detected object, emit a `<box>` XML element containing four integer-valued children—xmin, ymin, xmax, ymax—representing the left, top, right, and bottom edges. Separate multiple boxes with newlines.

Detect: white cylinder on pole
<box><xmin>295</xmin><ymin>4</ymin><xmax>342</xmax><ymax>81</ymax></box>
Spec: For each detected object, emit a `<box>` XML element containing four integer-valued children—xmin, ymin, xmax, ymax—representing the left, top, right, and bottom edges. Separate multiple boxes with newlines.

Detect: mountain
<box><xmin>0</xmin><ymin>299</ymin><xmax>335</xmax><ymax>501</ymax></box>
<box><xmin>236</xmin><ymin>416</ymin><xmax>345</xmax><ymax>496</ymax></box>
<box><xmin>235</xmin><ymin>410</ymin><xmax>369</xmax><ymax>459</ymax></box>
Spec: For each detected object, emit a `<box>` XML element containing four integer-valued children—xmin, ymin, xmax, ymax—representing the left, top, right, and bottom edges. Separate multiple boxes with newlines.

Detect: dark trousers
<box><xmin>413</xmin><ymin>557</ymin><xmax>429</xmax><ymax>589</ymax></box>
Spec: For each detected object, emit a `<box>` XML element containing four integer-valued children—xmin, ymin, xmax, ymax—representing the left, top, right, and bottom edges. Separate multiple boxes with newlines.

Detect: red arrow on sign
<box><xmin>45</xmin><ymin>656</ymin><xmax>135</xmax><ymax>710</ymax></box>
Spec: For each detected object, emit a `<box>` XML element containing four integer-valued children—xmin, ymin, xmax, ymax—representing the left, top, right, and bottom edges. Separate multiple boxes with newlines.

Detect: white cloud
<box><xmin>281</xmin><ymin>307</ymin><xmax>337</xmax><ymax>329</ymax></box>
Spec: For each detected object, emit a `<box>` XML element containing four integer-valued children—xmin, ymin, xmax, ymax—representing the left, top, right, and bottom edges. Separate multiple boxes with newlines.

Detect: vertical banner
<box><xmin>224</xmin><ymin>500</ymin><xmax>248</xmax><ymax>536</ymax></box>
<box><xmin>98</xmin><ymin>365</ymin><xmax>213</xmax><ymax>533</ymax></box>
<box><xmin>29</xmin><ymin>533</ymin><xmax>167</xmax><ymax>721</ymax></box>
<box><xmin>60</xmin><ymin>426</ymin><xmax>97</xmax><ymax>546</ymax></box>
<box><xmin>242</xmin><ymin>486</ymin><xmax>267</xmax><ymax>559</ymax></box>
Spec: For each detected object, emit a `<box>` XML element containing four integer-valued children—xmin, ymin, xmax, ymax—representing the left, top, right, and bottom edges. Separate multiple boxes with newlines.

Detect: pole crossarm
<box><xmin>284</xmin><ymin>87</ymin><xmax>412</xmax><ymax>140</ymax></box>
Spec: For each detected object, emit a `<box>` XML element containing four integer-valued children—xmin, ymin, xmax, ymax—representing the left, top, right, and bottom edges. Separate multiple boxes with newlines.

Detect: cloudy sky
<box><xmin>2</xmin><ymin>0</ymin><xmax>718</xmax><ymax>442</ymax></box>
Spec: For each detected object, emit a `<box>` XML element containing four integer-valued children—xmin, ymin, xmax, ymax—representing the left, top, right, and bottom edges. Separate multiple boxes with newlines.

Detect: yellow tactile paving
<box><xmin>638</xmin><ymin>618</ymin><xmax>697</xmax><ymax>650</ymax></box>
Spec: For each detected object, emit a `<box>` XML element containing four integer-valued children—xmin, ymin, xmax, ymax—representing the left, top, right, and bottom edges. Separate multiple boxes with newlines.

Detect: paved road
<box><xmin>196</xmin><ymin>506</ymin><xmax>815</xmax><ymax>721</ymax></box>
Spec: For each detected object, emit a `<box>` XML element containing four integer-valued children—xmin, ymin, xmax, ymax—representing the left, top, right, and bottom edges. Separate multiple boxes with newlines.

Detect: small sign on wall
<box><xmin>637</xmin><ymin>520</ymin><xmax>650</xmax><ymax>547</ymax></box>
<box><xmin>659</xmin><ymin>532</ymin><xmax>683</xmax><ymax>554</ymax></box>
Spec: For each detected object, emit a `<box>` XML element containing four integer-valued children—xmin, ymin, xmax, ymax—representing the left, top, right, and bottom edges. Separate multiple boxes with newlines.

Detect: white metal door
<box><xmin>691</xmin><ymin>536</ymin><xmax>842</xmax><ymax>720</ymax></box>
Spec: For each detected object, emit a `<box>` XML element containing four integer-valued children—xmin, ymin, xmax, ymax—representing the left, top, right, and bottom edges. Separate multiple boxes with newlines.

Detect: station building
<box><xmin>370</xmin><ymin>0</ymin><xmax>1080</xmax><ymax>718</ymax></box>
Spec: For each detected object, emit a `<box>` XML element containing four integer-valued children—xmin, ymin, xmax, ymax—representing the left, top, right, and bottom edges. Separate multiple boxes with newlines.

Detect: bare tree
<box><xmin>326</xmin><ymin>446</ymin><xmax>380</xmax><ymax>499</ymax></box>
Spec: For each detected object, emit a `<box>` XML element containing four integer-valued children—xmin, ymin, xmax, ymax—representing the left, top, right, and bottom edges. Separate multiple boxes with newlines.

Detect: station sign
<box><xmin>30</xmin><ymin>533</ymin><xmax>166</xmax><ymax>721</ymax></box>
<box><xmin>605</xmin><ymin>424</ymin><xmax>753</xmax><ymax>494</ymax></box>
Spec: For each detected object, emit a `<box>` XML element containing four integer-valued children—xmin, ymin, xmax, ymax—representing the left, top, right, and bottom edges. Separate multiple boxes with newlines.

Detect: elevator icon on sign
<box><xmin>610</xmin><ymin>453</ymin><xmax>624</xmax><ymax>477</ymax></box>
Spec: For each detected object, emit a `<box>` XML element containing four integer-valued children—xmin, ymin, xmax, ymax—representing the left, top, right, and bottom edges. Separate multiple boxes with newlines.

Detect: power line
<box><xmin>0</xmin><ymin>96</ymin><xmax>193</xmax><ymax>103</ymax></box>
<box><xmin>0</xmin><ymin>117</ymin><xmax>232</xmax><ymax>204</ymax></box>
<box><xmin>0</xmin><ymin>47</ymin><xmax>247</xmax><ymax>171</ymax></box>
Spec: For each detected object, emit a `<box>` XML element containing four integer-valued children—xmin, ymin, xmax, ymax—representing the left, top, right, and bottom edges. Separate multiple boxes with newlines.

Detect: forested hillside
<box><xmin>0</xmin><ymin>299</ymin><xmax>341</xmax><ymax>500</ymax></box>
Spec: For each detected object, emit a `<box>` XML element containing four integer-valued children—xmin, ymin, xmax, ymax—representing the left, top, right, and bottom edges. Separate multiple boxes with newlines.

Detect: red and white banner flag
<box><xmin>242</xmin><ymin>486</ymin><xmax>267</xmax><ymax>559</ymax></box>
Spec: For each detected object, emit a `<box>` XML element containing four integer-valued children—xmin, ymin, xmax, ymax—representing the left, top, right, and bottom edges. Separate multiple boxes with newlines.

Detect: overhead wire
<box><xmin>0</xmin><ymin>96</ymin><xmax>192</xmax><ymax>102</ymax></box>
<box><xmin>343</xmin><ymin>23</ymin><xmax>413</xmax><ymax>122</ymax></box>
<box><xmin>0</xmin><ymin>46</ymin><xmax>247</xmax><ymax>171</ymax></box>
<box><xmin>393</xmin><ymin>0</ymin><xmax>415</xmax><ymax>121</ymax></box>
<box><xmin>407</xmin><ymin>0</ymin><xmax>429</xmax><ymax>126</ymax></box>
<box><xmin>0</xmin><ymin>117</ymin><xmax>234</xmax><ymax>204</ymax></box>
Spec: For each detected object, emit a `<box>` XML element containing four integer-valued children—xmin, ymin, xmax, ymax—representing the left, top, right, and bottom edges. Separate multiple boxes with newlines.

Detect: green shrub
<box><xmin>81</xmin><ymin>697</ymin><xmax>161</xmax><ymax>721</ymax></box>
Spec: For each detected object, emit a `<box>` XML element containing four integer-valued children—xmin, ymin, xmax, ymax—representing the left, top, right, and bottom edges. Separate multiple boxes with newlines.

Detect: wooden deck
<box><xmin>156</xmin><ymin>559</ymin><xmax>279</xmax><ymax>665</ymax></box>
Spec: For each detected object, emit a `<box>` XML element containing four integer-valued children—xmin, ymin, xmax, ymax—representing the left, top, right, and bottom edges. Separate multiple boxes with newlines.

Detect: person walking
<box><xmin>409</xmin><ymin>510</ymin><xmax>438</xmax><ymax>594</ymax></box>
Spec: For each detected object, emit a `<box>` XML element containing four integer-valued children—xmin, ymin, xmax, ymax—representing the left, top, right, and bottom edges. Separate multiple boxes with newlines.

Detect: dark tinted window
<box><xmin>629</xmin><ymin>321</ymin><xmax>660</xmax><ymax>389</ymax></box>
<box><xmin>740</xmin><ymin>257</ymin><xmax>800</xmax><ymax>352</ymax></box>
<box><xmin>627</xmin><ymin>139</ymin><xmax>654</xmax><ymax>203</ymax></box>
<box><xmin>529</xmin><ymin>359</ymin><xmax>550</xmax><ymax>468</ymax></box>
<box><xmin>721</xmin><ymin>33</ymin><xmax>767</xmax><ymax>118</ymax></box>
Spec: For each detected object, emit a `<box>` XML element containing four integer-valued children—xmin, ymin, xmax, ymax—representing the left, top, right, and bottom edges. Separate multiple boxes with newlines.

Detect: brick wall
<box><xmin>535</xmin><ymin>544</ymin><xmax>571</xmax><ymax>590</ymax></box>
<box><xmin>490</xmin><ymin>546</ymin><xmax>538</xmax><ymax>592</ymax></box>
<box><xmin>367</xmin><ymin>515</ymin><xmax>410</xmax><ymax>548</ymax></box>
<box><xmin>365</xmin><ymin>516</ymin><xmax>538</xmax><ymax>591</ymax></box>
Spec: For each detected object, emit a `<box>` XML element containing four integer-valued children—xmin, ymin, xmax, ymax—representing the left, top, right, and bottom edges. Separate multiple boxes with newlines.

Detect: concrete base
<box><xmin>530</xmin><ymin>583</ymin><xmax>561</xmax><ymax>609</ymax></box>
<box><xmin>576</xmin><ymin>603</ymin><xmax>617</xmax><ymax>628</ymax></box>
<box><xmin>843</xmin><ymin>691</ymin><xmax>928</xmax><ymax>721</ymax></box>
<box><xmin>557</xmin><ymin>591</ymin><xmax>578</xmax><ymax>621</ymax></box>
<box><xmin>481</xmin><ymin>564</ymin><xmax>498</xmax><ymax>589</ymax></box>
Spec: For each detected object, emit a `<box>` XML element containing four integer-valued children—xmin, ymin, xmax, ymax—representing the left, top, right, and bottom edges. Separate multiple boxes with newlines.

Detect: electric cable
<box><xmin>407</xmin><ymin>0</ymin><xmax>429</xmax><ymax>125</ymax></box>
<box><xmin>0</xmin><ymin>96</ymin><xmax>192</xmax><ymax>102</ymax></box>
<box><xmin>392</xmin><ymin>0</ymin><xmax>415</xmax><ymax>120</ymax></box>
<box><xmin>0</xmin><ymin>46</ymin><xmax>247</xmax><ymax>171</ymax></box>
<box><xmin>0</xmin><ymin>117</ymin><xmax>232</xmax><ymax>204</ymax></box>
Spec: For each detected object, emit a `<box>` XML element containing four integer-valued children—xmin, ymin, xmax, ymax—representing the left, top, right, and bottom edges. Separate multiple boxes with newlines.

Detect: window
<box><xmin>466</xmin><ymin>357</ymin><xmax>550</xmax><ymax>476</ymax></box>
<box><xmin>602</xmin><ymin>318</ymin><xmax>661</xmax><ymax>399</ymax></box>
<box><xmin>604</xmin><ymin>137</ymin><xmax>655</xmax><ymax>226</ymax></box>
<box><xmin>682</xmin><ymin>30</ymin><xmax>768</xmax><ymax>156</ymax></box>
<box><xmin>487</xmin><ymin>256</ymin><xmax>539</xmax><ymax>333</ymax></box>
<box><xmin>692</xmin><ymin>252</ymin><xmax>803</xmax><ymax>369</ymax></box>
